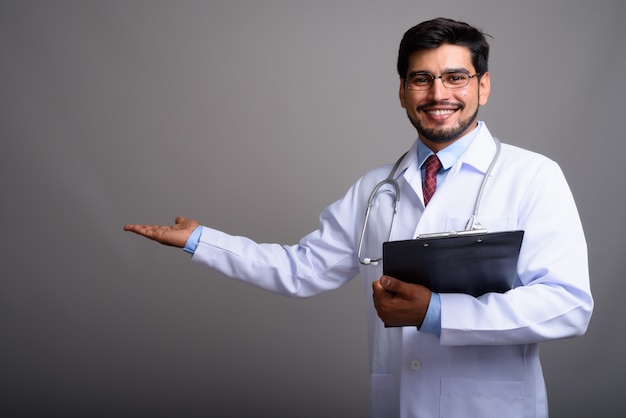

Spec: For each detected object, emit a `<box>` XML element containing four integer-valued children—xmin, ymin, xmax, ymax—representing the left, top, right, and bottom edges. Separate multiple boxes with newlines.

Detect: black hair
<box><xmin>397</xmin><ymin>17</ymin><xmax>491</xmax><ymax>80</ymax></box>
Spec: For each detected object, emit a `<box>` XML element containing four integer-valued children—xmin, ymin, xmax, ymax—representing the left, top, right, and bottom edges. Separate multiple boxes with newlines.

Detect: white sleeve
<box><xmin>439</xmin><ymin>160</ymin><xmax>593</xmax><ymax>346</ymax></box>
<box><xmin>189</xmin><ymin>185</ymin><xmax>365</xmax><ymax>298</ymax></box>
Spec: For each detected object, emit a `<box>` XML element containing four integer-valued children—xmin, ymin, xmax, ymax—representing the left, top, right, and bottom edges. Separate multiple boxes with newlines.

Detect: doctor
<box><xmin>125</xmin><ymin>18</ymin><xmax>593</xmax><ymax>418</ymax></box>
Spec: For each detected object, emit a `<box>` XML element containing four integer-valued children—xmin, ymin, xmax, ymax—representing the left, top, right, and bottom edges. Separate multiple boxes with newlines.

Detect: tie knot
<box><xmin>424</xmin><ymin>154</ymin><xmax>441</xmax><ymax>173</ymax></box>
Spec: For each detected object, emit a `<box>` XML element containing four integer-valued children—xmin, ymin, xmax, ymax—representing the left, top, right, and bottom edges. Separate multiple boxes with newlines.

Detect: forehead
<box><xmin>407</xmin><ymin>44</ymin><xmax>474</xmax><ymax>73</ymax></box>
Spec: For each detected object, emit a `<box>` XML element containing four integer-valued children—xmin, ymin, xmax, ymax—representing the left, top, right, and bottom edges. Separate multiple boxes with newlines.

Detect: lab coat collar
<box><xmin>454</xmin><ymin>123</ymin><xmax>499</xmax><ymax>176</ymax></box>
<box><xmin>393</xmin><ymin>121</ymin><xmax>498</xmax><ymax>180</ymax></box>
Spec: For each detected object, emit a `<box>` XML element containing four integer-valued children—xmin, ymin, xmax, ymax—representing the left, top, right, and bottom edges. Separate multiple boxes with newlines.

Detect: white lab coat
<box><xmin>191</xmin><ymin>123</ymin><xmax>593</xmax><ymax>418</ymax></box>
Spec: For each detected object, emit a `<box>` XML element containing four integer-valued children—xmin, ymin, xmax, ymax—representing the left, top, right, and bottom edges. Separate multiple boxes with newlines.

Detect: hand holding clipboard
<box><xmin>382</xmin><ymin>230</ymin><xmax>524</xmax><ymax>297</ymax></box>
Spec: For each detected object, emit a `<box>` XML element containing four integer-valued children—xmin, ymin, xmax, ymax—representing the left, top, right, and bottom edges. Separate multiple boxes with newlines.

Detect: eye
<box><xmin>444</xmin><ymin>72</ymin><xmax>469</xmax><ymax>84</ymax></box>
<box><xmin>410</xmin><ymin>73</ymin><xmax>433</xmax><ymax>85</ymax></box>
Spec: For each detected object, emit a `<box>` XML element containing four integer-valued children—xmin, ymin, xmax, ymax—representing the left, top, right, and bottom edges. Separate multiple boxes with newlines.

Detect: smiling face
<box><xmin>399</xmin><ymin>44</ymin><xmax>491</xmax><ymax>152</ymax></box>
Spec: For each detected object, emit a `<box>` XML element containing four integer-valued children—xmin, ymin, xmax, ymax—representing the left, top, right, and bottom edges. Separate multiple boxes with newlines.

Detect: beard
<box><xmin>408</xmin><ymin>102</ymin><xmax>480</xmax><ymax>144</ymax></box>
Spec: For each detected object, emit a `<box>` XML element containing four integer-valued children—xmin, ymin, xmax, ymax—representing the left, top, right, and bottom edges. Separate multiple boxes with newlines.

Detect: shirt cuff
<box><xmin>183</xmin><ymin>225</ymin><xmax>203</xmax><ymax>254</ymax></box>
<box><xmin>419</xmin><ymin>292</ymin><xmax>442</xmax><ymax>338</ymax></box>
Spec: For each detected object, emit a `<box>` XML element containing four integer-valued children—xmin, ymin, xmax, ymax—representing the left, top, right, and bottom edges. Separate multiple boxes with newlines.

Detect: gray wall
<box><xmin>1</xmin><ymin>1</ymin><xmax>623</xmax><ymax>417</ymax></box>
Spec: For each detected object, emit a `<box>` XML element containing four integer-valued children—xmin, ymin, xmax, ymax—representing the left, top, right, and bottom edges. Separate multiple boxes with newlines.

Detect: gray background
<box><xmin>1</xmin><ymin>1</ymin><xmax>623</xmax><ymax>417</ymax></box>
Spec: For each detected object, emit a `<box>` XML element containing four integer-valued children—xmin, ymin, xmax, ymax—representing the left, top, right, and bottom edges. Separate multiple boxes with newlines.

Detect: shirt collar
<box><xmin>417</xmin><ymin>121</ymin><xmax>484</xmax><ymax>170</ymax></box>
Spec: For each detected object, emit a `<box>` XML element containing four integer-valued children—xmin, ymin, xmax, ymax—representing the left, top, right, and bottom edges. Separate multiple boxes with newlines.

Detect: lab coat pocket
<box><xmin>440</xmin><ymin>377</ymin><xmax>525</xmax><ymax>418</ymax></box>
<box><xmin>445</xmin><ymin>216</ymin><xmax>512</xmax><ymax>232</ymax></box>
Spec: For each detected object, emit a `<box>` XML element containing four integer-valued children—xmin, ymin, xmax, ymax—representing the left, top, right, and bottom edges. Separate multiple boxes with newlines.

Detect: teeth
<box><xmin>426</xmin><ymin>109</ymin><xmax>455</xmax><ymax>115</ymax></box>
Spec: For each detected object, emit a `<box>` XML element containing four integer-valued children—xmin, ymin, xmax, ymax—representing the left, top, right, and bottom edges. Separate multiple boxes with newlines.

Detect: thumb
<box><xmin>379</xmin><ymin>275</ymin><xmax>402</xmax><ymax>292</ymax></box>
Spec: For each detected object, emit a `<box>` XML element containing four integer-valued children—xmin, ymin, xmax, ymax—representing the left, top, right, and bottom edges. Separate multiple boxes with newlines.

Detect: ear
<box><xmin>478</xmin><ymin>71</ymin><xmax>491</xmax><ymax>106</ymax></box>
<box><xmin>399</xmin><ymin>77</ymin><xmax>407</xmax><ymax>109</ymax></box>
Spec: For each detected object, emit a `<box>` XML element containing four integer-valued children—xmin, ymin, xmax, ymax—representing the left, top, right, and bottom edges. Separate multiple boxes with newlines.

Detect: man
<box><xmin>125</xmin><ymin>18</ymin><xmax>593</xmax><ymax>418</ymax></box>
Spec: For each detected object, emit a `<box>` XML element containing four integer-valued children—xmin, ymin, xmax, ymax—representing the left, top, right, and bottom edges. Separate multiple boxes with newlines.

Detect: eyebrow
<box><xmin>407</xmin><ymin>68</ymin><xmax>471</xmax><ymax>77</ymax></box>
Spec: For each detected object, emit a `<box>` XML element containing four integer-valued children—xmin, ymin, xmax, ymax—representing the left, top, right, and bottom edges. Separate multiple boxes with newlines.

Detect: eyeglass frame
<box><xmin>404</xmin><ymin>70</ymin><xmax>482</xmax><ymax>91</ymax></box>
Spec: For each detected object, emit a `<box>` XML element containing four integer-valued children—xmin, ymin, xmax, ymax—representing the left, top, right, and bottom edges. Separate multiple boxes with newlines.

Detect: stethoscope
<box><xmin>357</xmin><ymin>137</ymin><xmax>502</xmax><ymax>265</ymax></box>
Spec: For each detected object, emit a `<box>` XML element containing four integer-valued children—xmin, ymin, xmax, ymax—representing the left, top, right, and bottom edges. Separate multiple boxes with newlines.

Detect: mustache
<box><xmin>416</xmin><ymin>101</ymin><xmax>465</xmax><ymax>112</ymax></box>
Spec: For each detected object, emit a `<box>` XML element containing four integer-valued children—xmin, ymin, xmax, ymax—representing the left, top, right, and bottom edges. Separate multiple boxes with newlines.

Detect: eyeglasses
<box><xmin>405</xmin><ymin>71</ymin><xmax>480</xmax><ymax>91</ymax></box>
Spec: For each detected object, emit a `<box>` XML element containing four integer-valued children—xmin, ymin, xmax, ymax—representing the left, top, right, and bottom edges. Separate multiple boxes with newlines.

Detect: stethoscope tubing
<box><xmin>357</xmin><ymin>138</ymin><xmax>501</xmax><ymax>265</ymax></box>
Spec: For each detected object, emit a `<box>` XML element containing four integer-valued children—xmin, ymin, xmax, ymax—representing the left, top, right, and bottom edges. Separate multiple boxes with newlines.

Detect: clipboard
<box><xmin>382</xmin><ymin>230</ymin><xmax>524</xmax><ymax>297</ymax></box>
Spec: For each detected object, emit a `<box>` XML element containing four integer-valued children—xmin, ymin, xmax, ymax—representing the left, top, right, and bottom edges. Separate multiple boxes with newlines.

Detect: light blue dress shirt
<box><xmin>183</xmin><ymin>226</ymin><xmax>202</xmax><ymax>254</ymax></box>
<box><xmin>416</xmin><ymin>122</ymin><xmax>482</xmax><ymax>336</ymax></box>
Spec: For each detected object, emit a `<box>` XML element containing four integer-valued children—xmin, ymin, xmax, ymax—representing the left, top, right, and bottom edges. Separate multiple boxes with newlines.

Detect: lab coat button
<box><xmin>410</xmin><ymin>359</ymin><xmax>421</xmax><ymax>370</ymax></box>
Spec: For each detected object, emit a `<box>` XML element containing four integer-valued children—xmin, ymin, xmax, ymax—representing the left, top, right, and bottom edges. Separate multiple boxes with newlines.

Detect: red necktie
<box><xmin>423</xmin><ymin>154</ymin><xmax>441</xmax><ymax>206</ymax></box>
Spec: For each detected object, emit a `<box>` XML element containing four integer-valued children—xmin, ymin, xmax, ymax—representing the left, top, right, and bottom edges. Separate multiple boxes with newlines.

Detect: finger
<box><xmin>379</xmin><ymin>276</ymin><xmax>400</xmax><ymax>292</ymax></box>
<box><xmin>371</xmin><ymin>281</ymin><xmax>386</xmax><ymax>308</ymax></box>
<box><xmin>124</xmin><ymin>224</ymin><xmax>163</xmax><ymax>239</ymax></box>
<box><xmin>123</xmin><ymin>224</ymin><xmax>147</xmax><ymax>233</ymax></box>
<box><xmin>372</xmin><ymin>279</ymin><xmax>386</xmax><ymax>295</ymax></box>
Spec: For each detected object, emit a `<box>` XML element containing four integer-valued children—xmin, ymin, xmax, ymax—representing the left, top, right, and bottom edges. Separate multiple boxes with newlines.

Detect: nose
<box><xmin>428</xmin><ymin>77</ymin><xmax>449</xmax><ymax>101</ymax></box>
